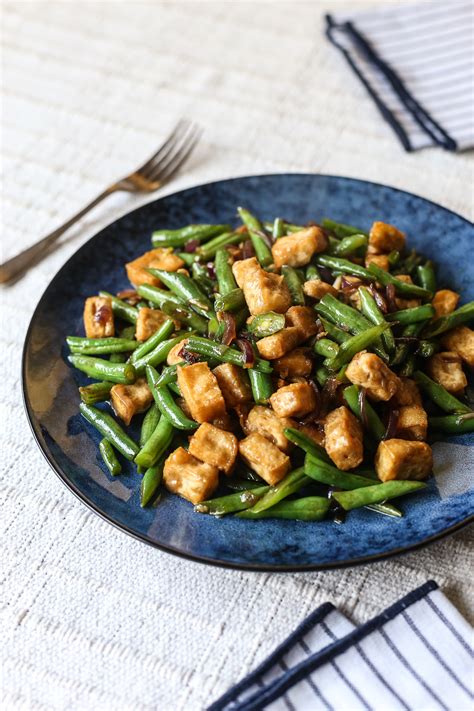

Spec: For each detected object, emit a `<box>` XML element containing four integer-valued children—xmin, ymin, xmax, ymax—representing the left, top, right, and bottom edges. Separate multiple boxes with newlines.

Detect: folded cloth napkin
<box><xmin>325</xmin><ymin>2</ymin><xmax>474</xmax><ymax>152</ymax></box>
<box><xmin>210</xmin><ymin>581</ymin><xmax>473</xmax><ymax>711</ymax></box>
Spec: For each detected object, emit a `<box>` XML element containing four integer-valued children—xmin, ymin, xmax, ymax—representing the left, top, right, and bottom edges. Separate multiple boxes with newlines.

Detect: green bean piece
<box><xmin>185</xmin><ymin>336</ymin><xmax>272</xmax><ymax>372</ymax></box>
<box><xmin>416</xmin><ymin>340</ymin><xmax>438</xmax><ymax>359</ymax></box>
<box><xmin>133</xmin><ymin>334</ymin><xmax>189</xmax><ymax>373</ymax></box>
<box><xmin>367</xmin><ymin>264</ymin><xmax>432</xmax><ymax>301</ymax></box>
<box><xmin>140</xmin><ymin>460</ymin><xmax>165</xmax><ymax>507</ymax></box>
<box><xmin>248</xmin><ymin>369</ymin><xmax>273</xmax><ymax>404</ymax></box>
<box><xmin>79</xmin><ymin>381</ymin><xmax>113</xmax><ymax>405</ymax></box>
<box><xmin>247</xmin><ymin>312</ymin><xmax>285</xmax><ymax>338</ymax></box>
<box><xmin>386</xmin><ymin>304</ymin><xmax>435</xmax><ymax>325</ymax></box>
<box><xmin>151</xmin><ymin>224</ymin><xmax>231</xmax><ymax>248</ymax></box>
<box><xmin>416</xmin><ymin>261</ymin><xmax>436</xmax><ymax>292</ymax></box>
<box><xmin>395</xmin><ymin>249</ymin><xmax>423</xmax><ymax>276</ymax></box>
<box><xmin>196</xmin><ymin>232</ymin><xmax>243</xmax><ymax>260</ymax></box>
<box><xmin>135</xmin><ymin>413</ymin><xmax>175</xmax><ymax>468</ymax></box>
<box><xmin>153</xmin><ymin>364</ymin><xmax>180</xmax><ymax>388</ymax></box>
<box><xmin>237</xmin><ymin>497</ymin><xmax>330</xmax><ymax>521</ymax></box>
<box><xmin>191</xmin><ymin>261</ymin><xmax>215</xmax><ymax>293</ymax></box>
<box><xmin>283</xmin><ymin>427</ymin><xmax>332</xmax><ymax>464</ymax></box>
<box><xmin>67</xmin><ymin>336</ymin><xmax>139</xmax><ymax>355</ymax></box>
<box><xmin>69</xmin><ymin>354</ymin><xmax>136</xmax><ymax>384</ymax></box>
<box><xmin>324</xmin><ymin>324</ymin><xmax>389</xmax><ymax>372</ymax></box>
<box><xmin>387</xmin><ymin>250</ymin><xmax>401</xmax><ymax>266</ymax></box>
<box><xmin>343</xmin><ymin>385</ymin><xmax>386</xmax><ymax>441</ymax></box>
<box><xmin>247</xmin><ymin>468</ymin><xmax>309</xmax><ymax>513</ymax></box>
<box><xmin>79</xmin><ymin>403</ymin><xmax>139</xmax><ymax>460</ymax></box>
<box><xmin>306</xmin><ymin>264</ymin><xmax>321</xmax><ymax>281</ymax></box>
<box><xmin>237</xmin><ymin>207</ymin><xmax>273</xmax><ymax>267</ymax></box>
<box><xmin>428</xmin><ymin>414</ymin><xmax>474</xmax><ymax>434</ymax></box>
<box><xmin>177</xmin><ymin>252</ymin><xmax>198</xmax><ymax>266</ymax></box>
<box><xmin>99</xmin><ymin>291</ymin><xmax>139</xmax><ymax>324</ymax></box>
<box><xmin>272</xmin><ymin>217</ymin><xmax>285</xmax><ymax>239</ymax></box>
<box><xmin>146</xmin><ymin>365</ymin><xmax>198</xmax><ymax>430</ymax></box>
<box><xmin>147</xmin><ymin>268</ymin><xmax>214</xmax><ymax>318</ymax></box>
<box><xmin>314</xmin><ymin>338</ymin><xmax>339</xmax><ymax>359</ymax></box>
<box><xmin>332</xmin><ymin>481</ymin><xmax>426</xmax><ymax>511</ymax></box>
<box><xmin>315</xmin><ymin>254</ymin><xmax>373</xmax><ymax>280</ymax></box>
<box><xmin>108</xmin><ymin>353</ymin><xmax>128</xmax><ymax>363</ymax></box>
<box><xmin>215</xmin><ymin>248</ymin><xmax>238</xmax><ymax>296</ymax></box>
<box><xmin>413</xmin><ymin>371</ymin><xmax>472</xmax><ymax>414</ymax></box>
<box><xmin>422</xmin><ymin>301</ymin><xmax>474</xmax><ymax>338</ymax></box>
<box><xmin>321</xmin><ymin>218</ymin><xmax>367</xmax><ymax>238</ymax></box>
<box><xmin>130</xmin><ymin>319</ymin><xmax>175</xmax><ymax>365</ymax></box>
<box><xmin>136</xmin><ymin>284</ymin><xmax>183</xmax><ymax>308</ymax></box>
<box><xmin>168</xmin><ymin>381</ymin><xmax>181</xmax><ymax>396</ymax></box>
<box><xmin>282</xmin><ymin>265</ymin><xmax>305</xmax><ymax>305</ymax></box>
<box><xmin>214</xmin><ymin>288</ymin><xmax>246</xmax><ymax>313</ymax></box>
<box><xmin>316</xmin><ymin>295</ymin><xmax>387</xmax><ymax>360</ymax></box>
<box><xmin>333</xmin><ymin>234</ymin><xmax>368</xmax><ymax>256</ymax></box>
<box><xmin>263</xmin><ymin>221</ymin><xmax>304</xmax><ymax>234</ymax></box>
<box><xmin>161</xmin><ymin>300</ymin><xmax>208</xmax><ymax>333</ymax></box>
<box><xmin>315</xmin><ymin>366</ymin><xmax>330</xmax><ymax>387</ymax></box>
<box><xmin>139</xmin><ymin>403</ymin><xmax>161</xmax><ymax>447</ymax></box>
<box><xmin>225</xmin><ymin>480</ymin><xmax>264</xmax><ymax>491</ymax></box>
<box><xmin>99</xmin><ymin>438</ymin><xmax>122</xmax><ymax>476</ymax></box>
<box><xmin>304</xmin><ymin>454</ymin><xmax>376</xmax><ymax>490</ymax></box>
<box><xmin>399</xmin><ymin>354</ymin><xmax>417</xmax><ymax>377</ymax></box>
<box><xmin>195</xmin><ymin>486</ymin><xmax>269</xmax><ymax>515</ymax></box>
<box><xmin>366</xmin><ymin>503</ymin><xmax>403</xmax><ymax>518</ymax></box>
<box><xmin>390</xmin><ymin>322</ymin><xmax>425</xmax><ymax>366</ymax></box>
<box><xmin>359</xmin><ymin>287</ymin><xmax>395</xmax><ymax>353</ymax></box>
<box><xmin>319</xmin><ymin>318</ymin><xmax>351</xmax><ymax>344</ymax></box>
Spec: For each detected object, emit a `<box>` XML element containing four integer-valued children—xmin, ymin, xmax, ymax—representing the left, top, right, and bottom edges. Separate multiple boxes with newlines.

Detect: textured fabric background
<box><xmin>1</xmin><ymin>1</ymin><xmax>473</xmax><ymax>710</ymax></box>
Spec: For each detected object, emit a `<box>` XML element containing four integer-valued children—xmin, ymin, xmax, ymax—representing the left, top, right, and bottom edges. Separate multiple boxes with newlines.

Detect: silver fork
<box><xmin>0</xmin><ymin>119</ymin><xmax>202</xmax><ymax>284</ymax></box>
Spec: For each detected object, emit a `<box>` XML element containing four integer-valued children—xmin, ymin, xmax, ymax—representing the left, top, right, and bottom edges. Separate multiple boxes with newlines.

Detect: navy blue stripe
<box><xmin>277</xmin><ymin>660</ymin><xmax>296</xmax><ymax>711</ymax></box>
<box><xmin>207</xmin><ymin>602</ymin><xmax>335</xmax><ymax>711</ymax></box>
<box><xmin>233</xmin><ymin>581</ymin><xmax>439</xmax><ymax>711</ymax></box>
<box><xmin>378</xmin><ymin>628</ymin><xmax>448</xmax><ymax>710</ymax></box>
<box><xmin>296</xmin><ymin>641</ymin><xmax>333</xmax><ymax>709</ymax></box>
<box><xmin>424</xmin><ymin>596</ymin><xmax>473</xmax><ymax>657</ymax></box>
<box><xmin>402</xmin><ymin>610</ymin><xmax>473</xmax><ymax>698</ymax></box>
<box><xmin>355</xmin><ymin>643</ymin><xmax>410</xmax><ymax>710</ymax></box>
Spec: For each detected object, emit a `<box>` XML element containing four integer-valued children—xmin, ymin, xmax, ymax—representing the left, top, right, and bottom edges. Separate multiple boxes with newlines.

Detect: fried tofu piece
<box><xmin>245</xmin><ymin>405</ymin><xmax>295</xmax><ymax>453</ymax></box>
<box><xmin>375</xmin><ymin>439</ymin><xmax>432</xmax><ymax>481</ymax></box>
<box><xmin>393</xmin><ymin>377</ymin><xmax>422</xmax><ymax>406</ymax></box>
<box><xmin>135</xmin><ymin>307</ymin><xmax>170</xmax><ymax>342</ymax></box>
<box><xmin>397</xmin><ymin>405</ymin><xmax>428</xmax><ymax>441</ymax></box>
<box><xmin>427</xmin><ymin>352</ymin><xmax>468</xmax><ymax>394</ymax></box>
<box><xmin>163</xmin><ymin>447</ymin><xmax>219</xmax><ymax>504</ymax></box>
<box><xmin>256</xmin><ymin>327</ymin><xmax>301</xmax><ymax>359</ymax></box>
<box><xmin>271</xmin><ymin>226</ymin><xmax>327</xmax><ymax>269</ymax></box>
<box><xmin>212</xmin><ymin>363</ymin><xmax>252</xmax><ymax>408</ymax></box>
<box><xmin>432</xmin><ymin>290</ymin><xmax>459</xmax><ymax>319</ymax></box>
<box><xmin>299</xmin><ymin>423</ymin><xmax>325</xmax><ymax>448</ymax></box>
<box><xmin>286</xmin><ymin>306</ymin><xmax>320</xmax><ymax>338</ymax></box>
<box><xmin>83</xmin><ymin>296</ymin><xmax>114</xmax><ymax>338</ymax></box>
<box><xmin>441</xmin><ymin>327</ymin><xmax>474</xmax><ymax>368</ymax></box>
<box><xmin>365</xmin><ymin>253</ymin><xmax>390</xmax><ymax>271</ymax></box>
<box><xmin>177</xmin><ymin>362</ymin><xmax>226</xmax><ymax>423</ymax></box>
<box><xmin>110</xmin><ymin>378</ymin><xmax>153</xmax><ymax>426</ymax></box>
<box><xmin>125</xmin><ymin>248</ymin><xmax>184</xmax><ymax>287</ymax></box>
<box><xmin>303</xmin><ymin>280</ymin><xmax>338</xmax><ymax>300</ymax></box>
<box><xmin>188</xmin><ymin>423</ymin><xmax>238</xmax><ymax>474</ymax></box>
<box><xmin>233</xmin><ymin>258</ymin><xmax>292</xmax><ymax>315</ymax></box>
<box><xmin>232</xmin><ymin>257</ymin><xmax>261</xmax><ymax>289</ymax></box>
<box><xmin>324</xmin><ymin>406</ymin><xmax>363</xmax><ymax>471</ymax></box>
<box><xmin>273</xmin><ymin>348</ymin><xmax>313</xmax><ymax>380</ymax></box>
<box><xmin>239</xmin><ymin>433</ymin><xmax>290</xmax><ymax>485</ymax></box>
<box><xmin>369</xmin><ymin>221</ymin><xmax>406</xmax><ymax>253</ymax></box>
<box><xmin>270</xmin><ymin>382</ymin><xmax>317</xmax><ymax>419</ymax></box>
<box><xmin>346</xmin><ymin>352</ymin><xmax>401</xmax><ymax>402</ymax></box>
<box><xmin>167</xmin><ymin>339</ymin><xmax>188</xmax><ymax>365</ymax></box>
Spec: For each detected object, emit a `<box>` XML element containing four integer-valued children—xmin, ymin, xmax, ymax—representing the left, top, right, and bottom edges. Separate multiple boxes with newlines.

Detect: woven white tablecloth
<box><xmin>1</xmin><ymin>2</ymin><xmax>473</xmax><ymax>709</ymax></box>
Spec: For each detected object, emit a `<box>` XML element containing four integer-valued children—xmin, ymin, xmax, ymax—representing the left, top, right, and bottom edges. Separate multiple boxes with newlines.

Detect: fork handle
<box><xmin>0</xmin><ymin>185</ymin><xmax>118</xmax><ymax>285</ymax></box>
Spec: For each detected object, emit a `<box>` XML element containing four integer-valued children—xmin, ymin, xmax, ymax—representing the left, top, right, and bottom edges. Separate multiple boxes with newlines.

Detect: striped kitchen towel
<box><xmin>209</xmin><ymin>581</ymin><xmax>473</xmax><ymax>710</ymax></box>
<box><xmin>325</xmin><ymin>1</ymin><xmax>474</xmax><ymax>152</ymax></box>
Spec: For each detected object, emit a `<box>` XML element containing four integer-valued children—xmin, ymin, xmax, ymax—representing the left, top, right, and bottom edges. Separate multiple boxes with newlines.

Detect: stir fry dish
<box><xmin>66</xmin><ymin>209</ymin><xmax>474</xmax><ymax>522</ymax></box>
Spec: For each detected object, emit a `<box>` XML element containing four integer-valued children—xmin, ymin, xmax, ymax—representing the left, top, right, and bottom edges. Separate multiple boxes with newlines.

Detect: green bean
<box><xmin>67</xmin><ymin>337</ymin><xmax>138</xmax><ymax>355</ymax></box>
<box><xmin>413</xmin><ymin>371</ymin><xmax>471</xmax><ymax>414</ymax></box>
<box><xmin>391</xmin><ymin>322</ymin><xmax>425</xmax><ymax>366</ymax></box>
<box><xmin>191</xmin><ymin>261</ymin><xmax>215</xmax><ymax>293</ymax></box>
<box><xmin>161</xmin><ymin>301</ymin><xmax>208</xmax><ymax>333</ymax></box>
<box><xmin>196</xmin><ymin>231</ymin><xmax>243</xmax><ymax>260</ymax></box>
<box><xmin>132</xmin><ymin>334</ymin><xmax>189</xmax><ymax>373</ymax></box>
<box><xmin>428</xmin><ymin>413</ymin><xmax>474</xmax><ymax>434</ymax></box>
<box><xmin>153</xmin><ymin>364</ymin><xmax>180</xmax><ymax>388</ymax></box>
<box><xmin>99</xmin><ymin>291</ymin><xmax>139</xmax><ymax>324</ymax></box>
<box><xmin>314</xmin><ymin>338</ymin><xmax>339</xmax><ymax>359</ymax></box>
<box><xmin>130</xmin><ymin>319</ymin><xmax>174</xmax><ymax>364</ymax></box>
<box><xmin>139</xmin><ymin>403</ymin><xmax>161</xmax><ymax>447</ymax></box>
<box><xmin>108</xmin><ymin>352</ymin><xmax>128</xmax><ymax>363</ymax></box>
<box><xmin>136</xmin><ymin>284</ymin><xmax>183</xmax><ymax>308</ymax></box>
<box><xmin>247</xmin><ymin>312</ymin><xmax>285</xmax><ymax>338</ymax></box>
<box><xmin>151</xmin><ymin>224</ymin><xmax>231</xmax><ymax>248</ymax></box>
<box><xmin>315</xmin><ymin>254</ymin><xmax>373</xmax><ymax>280</ymax></box>
<box><xmin>215</xmin><ymin>248</ymin><xmax>238</xmax><ymax>296</ymax></box>
<box><xmin>315</xmin><ymin>366</ymin><xmax>330</xmax><ymax>386</ymax></box>
<box><xmin>79</xmin><ymin>403</ymin><xmax>139</xmax><ymax>460</ymax></box>
<box><xmin>79</xmin><ymin>381</ymin><xmax>113</xmax><ymax>405</ymax></box>
<box><xmin>147</xmin><ymin>269</ymin><xmax>214</xmax><ymax>318</ymax></box>
<box><xmin>225</xmin><ymin>480</ymin><xmax>264</xmax><ymax>491</ymax></box>
<box><xmin>237</xmin><ymin>497</ymin><xmax>330</xmax><ymax>521</ymax></box>
<box><xmin>237</xmin><ymin>207</ymin><xmax>273</xmax><ymax>267</ymax></box>
<box><xmin>304</xmin><ymin>454</ymin><xmax>376</xmax><ymax>489</ymax></box>
<box><xmin>247</xmin><ymin>468</ymin><xmax>309</xmax><ymax>513</ymax></box>
<box><xmin>272</xmin><ymin>217</ymin><xmax>285</xmax><ymax>239</ymax></box>
<box><xmin>321</xmin><ymin>218</ymin><xmax>367</xmax><ymax>238</ymax></box>
<box><xmin>316</xmin><ymin>295</ymin><xmax>387</xmax><ymax>360</ymax></box>
<box><xmin>396</xmin><ymin>249</ymin><xmax>423</xmax><ymax>276</ymax></box>
<box><xmin>168</xmin><ymin>381</ymin><xmax>181</xmax><ymax>397</ymax></box>
<box><xmin>185</xmin><ymin>336</ymin><xmax>273</xmax><ymax>372</ymax></box>
<box><xmin>140</xmin><ymin>460</ymin><xmax>165</xmax><ymax>507</ymax></box>
<box><xmin>319</xmin><ymin>318</ymin><xmax>351</xmax><ymax>344</ymax></box>
<box><xmin>177</xmin><ymin>252</ymin><xmax>198</xmax><ymax>266</ymax></box>
<box><xmin>146</xmin><ymin>365</ymin><xmax>198</xmax><ymax>430</ymax></box>
<box><xmin>135</xmin><ymin>412</ymin><xmax>175</xmax><ymax>468</ymax></box>
<box><xmin>359</xmin><ymin>287</ymin><xmax>395</xmax><ymax>353</ymax></box>
<box><xmin>387</xmin><ymin>250</ymin><xmax>401</xmax><ymax>266</ymax></box>
<box><xmin>248</xmin><ymin>369</ymin><xmax>273</xmax><ymax>404</ymax></box>
<box><xmin>366</xmin><ymin>503</ymin><xmax>403</xmax><ymax>518</ymax></box>
<box><xmin>342</xmin><ymin>385</ymin><xmax>386</xmax><ymax>441</ymax></box>
<box><xmin>416</xmin><ymin>261</ymin><xmax>436</xmax><ymax>292</ymax></box>
<box><xmin>333</xmin><ymin>234</ymin><xmax>368</xmax><ymax>256</ymax></box>
<box><xmin>367</xmin><ymin>264</ymin><xmax>432</xmax><ymax>300</ymax></box>
<box><xmin>99</xmin><ymin>438</ymin><xmax>122</xmax><ymax>476</ymax></box>
<box><xmin>263</xmin><ymin>221</ymin><xmax>304</xmax><ymax>234</ymax></box>
<box><xmin>386</xmin><ymin>304</ymin><xmax>435</xmax><ymax>325</ymax></box>
<box><xmin>283</xmin><ymin>427</ymin><xmax>332</xmax><ymax>464</ymax></box>
<box><xmin>214</xmin><ymin>288</ymin><xmax>246</xmax><ymax>313</ymax></box>
<box><xmin>422</xmin><ymin>301</ymin><xmax>474</xmax><ymax>338</ymax></box>
<box><xmin>195</xmin><ymin>486</ymin><xmax>269</xmax><ymax>515</ymax></box>
<box><xmin>399</xmin><ymin>354</ymin><xmax>417</xmax><ymax>377</ymax></box>
<box><xmin>306</xmin><ymin>264</ymin><xmax>321</xmax><ymax>281</ymax></box>
<box><xmin>281</xmin><ymin>265</ymin><xmax>305</xmax><ymax>305</ymax></box>
<box><xmin>69</xmin><ymin>354</ymin><xmax>136</xmax><ymax>384</ymax></box>
<box><xmin>325</xmin><ymin>324</ymin><xmax>389</xmax><ymax>372</ymax></box>
<box><xmin>332</xmin><ymin>480</ymin><xmax>426</xmax><ymax>511</ymax></box>
<box><xmin>416</xmin><ymin>340</ymin><xmax>438</xmax><ymax>359</ymax></box>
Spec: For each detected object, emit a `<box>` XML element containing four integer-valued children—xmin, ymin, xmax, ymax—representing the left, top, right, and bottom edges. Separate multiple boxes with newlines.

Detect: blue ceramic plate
<box><xmin>23</xmin><ymin>174</ymin><xmax>474</xmax><ymax>570</ymax></box>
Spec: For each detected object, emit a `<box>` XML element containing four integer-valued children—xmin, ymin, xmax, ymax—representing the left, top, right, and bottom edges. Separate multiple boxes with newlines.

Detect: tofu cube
<box><xmin>110</xmin><ymin>378</ymin><xmax>153</xmax><ymax>425</ymax></box>
<box><xmin>432</xmin><ymin>290</ymin><xmax>459</xmax><ymax>319</ymax></box>
<box><xmin>375</xmin><ymin>439</ymin><xmax>432</xmax><ymax>481</ymax></box>
<box><xmin>188</xmin><ymin>423</ymin><xmax>238</xmax><ymax>474</ymax></box>
<box><xmin>427</xmin><ymin>352</ymin><xmax>468</xmax><ymax>394</ymax></box>
<box><xmin>167</xmin><ymin>339</ymin><xmax>188</xmax><ymax>365</ymax></box>
<box><xmin>286</xmin><ymin>306</ymin><xmax>320</xmax><ymax>338</ymax></box>
<box><xmin>271</xmin><ymin>226</ymin><xmax>327</xmax><ymax>269</ymax></box>
<box><xmin>299</xmin><ymin>423</ymin><xmax>326</xmax><ymax>448</ymax></box>
<box><xmin>346</xmin><ymin>352</ymin><xmax>401</xmax><ymax>401</ymax></box>
<box><xmin>365</xmin><ymin>253</ymin><xmax>390</xmax><ymax>271</ymax></box>
<box><xmin>163</xmin><ymin>447</ymin><xmax>219</xmax><ymax>504</ymax></box>
<box><xmin>245</xmin><ymin>405</ymin><xmax>295</xmax><ymax>453</ymax></box>
<box><xmin>441</xmin><ymin>327</ymin><xmax>474</xmax><ymax>368</ymax></box>
<box><xmin>396</xmin><ymin>405</ymin><xmax>428</xmax><ymax>441</ymax></box>
<box><xmin>273</xmin><ymin>348</ymin><xmax>313</xmax><ymax>379</ymax></box>
<box><xmin>232</xmin><ymin>257</ymin><xmax>261</xmax><ymax>289</ymax></box>
<box><xmin>324</xmin><ymin>406</ymin><xmax>363</xmax><ymax>471</ymax></box>
<box><xmin>303</xmin><ymin>280</ymin><xmax>338</xmax><ymax>300</ymax></box>
<box><xmin>393</xmin><ymin>377</ymin><xmax>422</xmax><ymax>406</ymax></box>
<box><xmin>256</xmin><ymin>327</ymin><xmax>301</xmax><ymax>359</ymax></box>
<box><xmin>83</xmin><ymin>296</ymin><xmax>114</xmax><ymax>338</ymax></box>
<box><xmin>125</xmin><ymin>248</ymin><xmax>184</xmax><ymax>287</ymax></box>
<box><xmin>135</xmin><ymin>308</ymin><xmax>170</xmax><ymax>341</ymax></box>
<box><xmin>212</xmin><ymin>363</ymin><xmax>252</xmax><ymax>408</ymax></box>
<box><xmin>369</xmin><ymin>221</ymin><xmax>406</xmax><ymax>253</ymax></box>
<box><xmin>239</xmin><ymin>433</ymin><xmax>290</xmax><ymax>485</ymax></box>
<box><xmin>270</xmin><ymin>382</ymin><xmax>317</xmax><ymax>418</ymax></box>
<box><xmin>177</xmin><ymin>362</ymin><xmax>226</xmax><ymax>423</ymax></box>
<box><xmin>233</xmin><ymin>258</ymin><xmax>292</xmax><ymax>315</ymax></box>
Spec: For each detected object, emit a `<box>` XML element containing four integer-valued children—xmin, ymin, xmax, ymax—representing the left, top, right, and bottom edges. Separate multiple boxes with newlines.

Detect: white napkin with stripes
<box><xmin>210</xmin><ymin>581</ymin><xmax>473</xmax><ymax>710</ymax></box>
<box><xmin>326</xmin><ymin>2</ymin><xmax>474</xmax><ymax>152</ymax></box>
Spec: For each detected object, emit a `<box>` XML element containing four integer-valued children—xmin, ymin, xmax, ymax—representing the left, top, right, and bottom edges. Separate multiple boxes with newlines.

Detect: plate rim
<box><xmin>21</xmin><ymin>172</ymin><xmax>474</xmax><ymax>571</ymax></box>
